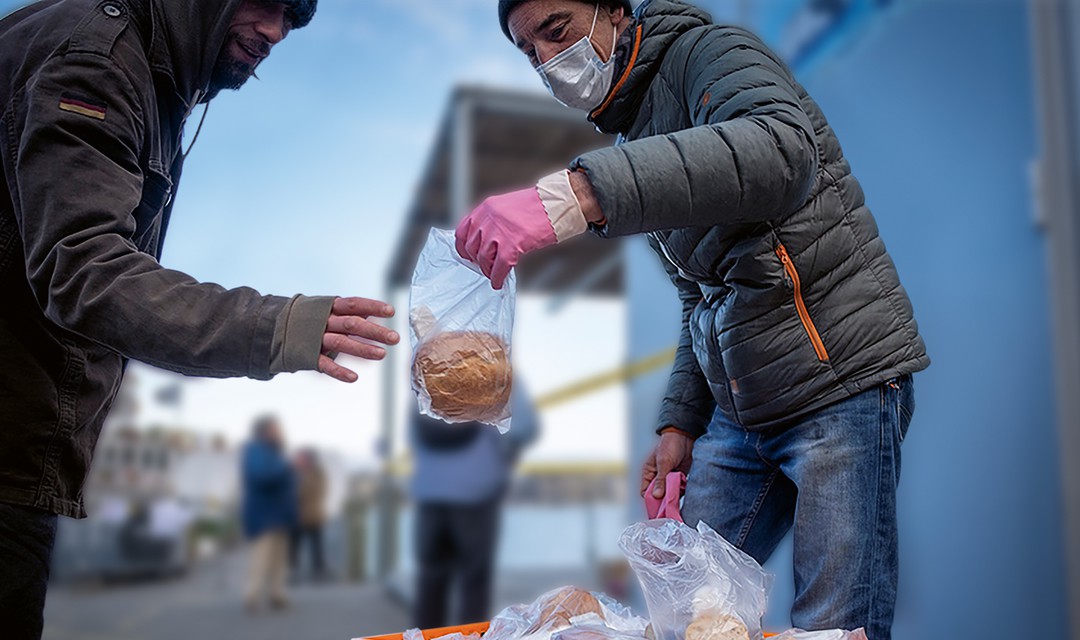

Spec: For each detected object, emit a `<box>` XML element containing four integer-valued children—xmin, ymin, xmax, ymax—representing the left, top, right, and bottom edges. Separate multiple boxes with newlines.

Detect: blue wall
<box><xmin>629</xmin><ymin>1</ymin><xmax>1067</xmax><ymax>637</ymax></box>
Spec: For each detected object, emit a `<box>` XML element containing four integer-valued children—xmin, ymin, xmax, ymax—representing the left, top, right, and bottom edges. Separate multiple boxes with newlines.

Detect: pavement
<box><xmin>42</xmin><ymin>550</ymin><xmax>595</xmax><ymax>640</ymax></box>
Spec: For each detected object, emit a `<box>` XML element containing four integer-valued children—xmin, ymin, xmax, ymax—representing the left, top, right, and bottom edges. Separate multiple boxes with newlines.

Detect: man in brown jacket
<box><xmin>0</xmin><ymin>0</ymin><xmax>399</xmax><ymax>636</ymax></box>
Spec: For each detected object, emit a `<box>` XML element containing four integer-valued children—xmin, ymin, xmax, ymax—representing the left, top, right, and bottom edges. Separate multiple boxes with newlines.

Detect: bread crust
<box><xmin>413</xmin><ymin>331</ymin><xmax>512</xmax><ymax>422</ymax></box>
<box><xmin>683</xmin><ymin>614</ymin><xmax>750</xmax><ymax>640</ymax></box>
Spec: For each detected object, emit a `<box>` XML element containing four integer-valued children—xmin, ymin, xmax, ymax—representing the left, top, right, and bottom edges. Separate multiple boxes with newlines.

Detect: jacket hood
<box><xmin>588</xmin><ymin>0</ymin><xmax>712</xmax><ymax>134</ymax></box>
<box><xmin>125</xmin><ymin>0</ymin><xmax>244</xmax><ymax>110</ymax></box>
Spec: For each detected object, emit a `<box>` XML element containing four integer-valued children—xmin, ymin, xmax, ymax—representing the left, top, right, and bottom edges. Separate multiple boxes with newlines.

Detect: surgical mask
<box><xmin>537</xmin><ymin>3</ymin><xmax>618</xmax><ymax>112</ymax></box>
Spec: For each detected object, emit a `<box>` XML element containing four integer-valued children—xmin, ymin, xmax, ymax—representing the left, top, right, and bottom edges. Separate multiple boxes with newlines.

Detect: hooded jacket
<box><xmin>0</xmin><ymin>0</ymin><xmax>331</xmax><ymax>518</ymax></box>
<box><xmin>571</xmin><ymin>0</ymin><xmax>930</xmax><ymax>433</ymax></box>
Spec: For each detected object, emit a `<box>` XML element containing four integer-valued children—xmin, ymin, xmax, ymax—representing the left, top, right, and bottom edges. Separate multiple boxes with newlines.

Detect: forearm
<box><xmin>572</xmin><ymin>112</ymin><xmax>817</xmax><ymax>236</ymax></box>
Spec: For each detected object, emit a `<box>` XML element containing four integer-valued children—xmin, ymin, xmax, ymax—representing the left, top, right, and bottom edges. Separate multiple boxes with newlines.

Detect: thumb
<box><xmin>652</xmin><ymin>457</ymin><xmax>673</xmax><ymax>499</ymax></box>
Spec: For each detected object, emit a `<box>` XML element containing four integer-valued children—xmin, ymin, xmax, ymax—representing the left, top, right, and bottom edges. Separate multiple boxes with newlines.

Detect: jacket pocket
<box><xmin>776</xmin><ymin>242</ymin><xmax>830</xmax><ymax>362</ymax></box>
<box><xmin>131</xmin><ymin>165</ymin><xmax>172</xmax><ymax>254</ymax></box>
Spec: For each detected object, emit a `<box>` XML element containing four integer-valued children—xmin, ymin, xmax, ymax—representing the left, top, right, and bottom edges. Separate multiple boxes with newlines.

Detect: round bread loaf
<box><xmin>529</xmin><ymin>586</ymin><xmax>604</xmax><ymax>632</ymax></box>
<box><xmin>413</xmin><ymin>331</ymin><xmax>512</xmax><ymax>423</ymax></box>
<box><xmin>684</xmin><ymin>614</ymin><xmax>750</xmax><ymax>640</ymax></box>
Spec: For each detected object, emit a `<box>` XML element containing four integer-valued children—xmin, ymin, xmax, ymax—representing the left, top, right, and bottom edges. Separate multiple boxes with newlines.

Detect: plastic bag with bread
<box><xmin>618</xmin><ymin>520</ymin><xmax>771</xmax><ymax>640</ymax></box>
<box><xmin>484</xmin><ymin>586</ymin><xmax>650</xmax><ymax>640</ymax></box>
<box><xmin>409</xmin><ymin>228</ymin><xmax>515</xmax><ymax>432</ymax></box>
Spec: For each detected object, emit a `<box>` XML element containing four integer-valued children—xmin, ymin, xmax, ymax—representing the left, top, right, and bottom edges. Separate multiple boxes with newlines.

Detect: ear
<box><xmin>606</xmin><ymin>2</ymin><xmax>625</xmax><ymax>25</ymax></box>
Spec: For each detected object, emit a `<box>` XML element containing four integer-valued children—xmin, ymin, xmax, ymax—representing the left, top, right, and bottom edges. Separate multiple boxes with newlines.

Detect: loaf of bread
<box><xmin>683</xmin><ymin>614</ymin><xmax>750</xmax><ymax>640</ymax></box>
<box><xmin>412</xmin><ymin>330</ymin><xmax>512</xmax><ymax>423</ymax></box>
<box><xmin>528</xmin><ymin>586</ymin><xmax>604</xmax><ymax>633</ymax></box>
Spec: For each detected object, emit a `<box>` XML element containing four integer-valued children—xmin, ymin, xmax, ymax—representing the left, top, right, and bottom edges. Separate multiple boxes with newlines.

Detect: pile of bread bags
<box><xmin>402</xmin><ymin>519</ymin><xmax>867</xmax><ymax>640</ymax></box>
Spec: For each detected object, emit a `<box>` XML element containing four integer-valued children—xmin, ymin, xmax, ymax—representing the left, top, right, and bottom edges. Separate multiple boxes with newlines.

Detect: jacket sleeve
<box><xmin>572</xmin><ymin>26</ymin><xmax>818</xmax><ymax>236</ymax></box>
<box><xmin>7</xmin><ymin>52</ymin><xmax>332</xmax><ymax>379</ymax></box>
<box><xmin>648</xmin><ymin>237</ymin><xmax>715</xmax><ymax>439</ymax></box>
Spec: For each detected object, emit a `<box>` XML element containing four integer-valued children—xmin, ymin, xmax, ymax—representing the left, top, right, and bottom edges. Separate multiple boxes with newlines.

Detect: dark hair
<box><xmin>251</xmin><ymin>414</ymin><xmax>279</xmax><ymax>439</ymax></box>
<box><xmin>498</xmin><ymin>0</ymin><xmax>633</xmax><ymax>42</ymax></box>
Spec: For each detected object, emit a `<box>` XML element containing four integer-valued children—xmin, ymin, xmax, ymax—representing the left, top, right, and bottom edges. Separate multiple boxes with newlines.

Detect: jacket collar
<box><xmin>588</xmin><ymin>0</ymin><xmax>712</xmax><ymax>134</ymax></box>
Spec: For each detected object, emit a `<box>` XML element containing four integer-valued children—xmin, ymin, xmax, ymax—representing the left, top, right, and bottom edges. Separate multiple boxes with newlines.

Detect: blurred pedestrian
<box><xmin>457</xmin><ymin>2</ymin><xmax>930</xmax><ymax>638</ymax></box>
<box><xmin>241</xmin><ymin>416</ymin><xmax>296</xmax><ymax>611</ymax></box>
<box><xmin>290</xmin><ymin>448</ymin><xmax>328</xmax><ymax>582</ymax></box>
<box><xmin>411</xmin><ymin>388</ymin><xmax>539</xmax><ymax>628</ymax></box>
<box><xmin>0</xmin><ymin>0</ymin><xmax>398</xmax><ymax>636</ymax></box>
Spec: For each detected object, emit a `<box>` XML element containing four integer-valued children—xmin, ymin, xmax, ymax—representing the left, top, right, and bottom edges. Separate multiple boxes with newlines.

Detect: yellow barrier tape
<box><xmin>534</xmin><ymin>346</ymin><xmax>677</xmax><ymax>410</ymax></box>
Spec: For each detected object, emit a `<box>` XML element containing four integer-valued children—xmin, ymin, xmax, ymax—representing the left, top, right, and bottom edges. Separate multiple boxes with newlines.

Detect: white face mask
<box><xmin>537</xmin><ymin>3</ymin><xmax>618</xmax><ymax>112</ymax></box>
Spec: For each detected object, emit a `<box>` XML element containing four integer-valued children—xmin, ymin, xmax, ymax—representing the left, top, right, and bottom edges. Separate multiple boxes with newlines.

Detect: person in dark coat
<box><xmin>456</xmin><ymin>2</ymin><xmax>929</xmax><ymax>638</ymax></box>
<box><xmin>410</xmin><ymin>388</ymin><xmax>539</xmax><ymax>628</ymax></box>
<box><xmin>0</xmin><ymin>0</ymin><xmax>399</xmax><ymax>636</ymax></box>
<box><xmin>241</xmin><ymin>415</ymin><xmax>296</xmax><ymax>611</ymax></box>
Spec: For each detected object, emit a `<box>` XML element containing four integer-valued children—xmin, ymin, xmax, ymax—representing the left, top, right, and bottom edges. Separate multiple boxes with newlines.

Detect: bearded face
<box><xmin>206</xmin><ymin>1</ymin><xmax>291</xmax><ymax>97</ymax></box>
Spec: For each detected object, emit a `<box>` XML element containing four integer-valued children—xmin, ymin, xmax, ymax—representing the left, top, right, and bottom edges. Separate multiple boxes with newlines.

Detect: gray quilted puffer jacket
<box><xmin>571</xmin><ymin>0</ymin><xmax>930</xmax><ymax>433</ymax></box>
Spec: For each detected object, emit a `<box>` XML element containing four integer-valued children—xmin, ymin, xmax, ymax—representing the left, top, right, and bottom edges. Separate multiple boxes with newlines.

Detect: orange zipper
<box><xmin>776</xmin><ymin>243</ymin><xmax>830</xmax><ymax>362</ymax></box>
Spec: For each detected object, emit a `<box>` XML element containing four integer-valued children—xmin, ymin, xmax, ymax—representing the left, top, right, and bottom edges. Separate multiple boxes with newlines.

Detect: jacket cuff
<box><xmin>270</xmin><ymin>295</ymin><xmax>336</xmax><ymax>373</ymax></box>
<box><xmin>656</xmin><ymin>404</ymin><xmax>710</xmax><ymax>440</ymax></box>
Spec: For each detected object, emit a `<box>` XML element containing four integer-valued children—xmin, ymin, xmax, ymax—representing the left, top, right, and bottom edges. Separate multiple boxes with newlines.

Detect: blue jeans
<box><xmin>0</xmin><ymin>502</ymin><xmax>58</xmax><ymax>640</ymax></box>
<box><xmin>682</xmin><ymin>376</ymin><xmax>914</xmax><ymax>640</ymax></box>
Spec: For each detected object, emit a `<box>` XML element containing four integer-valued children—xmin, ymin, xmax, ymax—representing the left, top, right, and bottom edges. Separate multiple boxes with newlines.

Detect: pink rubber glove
<box><xmin>456</xmin><ymin>171</ymin><xmax>589</xmax><ymax>290</ymax></box>
<box><xmin>644</xmin><ymin>471</ymin><xmax>687</xmax><ymax>522</ymax></box>
<box><xmin>455</xmin><ymin>187</ymin><xmax>557</xmax><ymax>290</ymax></box>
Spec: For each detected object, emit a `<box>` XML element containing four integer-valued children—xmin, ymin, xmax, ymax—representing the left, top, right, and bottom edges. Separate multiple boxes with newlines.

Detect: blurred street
<box><xmin>41</xmin><ymin>546</ymin><xmax>595</xmax><ymax>640</ymax></box>
<box><xmin>42</xmin><ymin>549</ymin><xmax>410</xmax><ymax>640</ymax></box>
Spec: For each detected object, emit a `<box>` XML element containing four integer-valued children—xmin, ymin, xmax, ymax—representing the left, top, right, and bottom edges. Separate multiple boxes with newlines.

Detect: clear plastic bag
<box><xmin>484</xmin><ymin>586</ymin><xmax>650</xmax><ymax>640</ymax></box>
<box><xmin>410</xmin><ymin>228</ymin><xmax>515</xmax><ymax>432</ymax></box>
<box><xmin>618</xmin><ymin>520</ymin><xmax>772</xmax><ymax>640</ymax></box>
<box><xmin>771</xmin><ymin>631</ymin><xmax>868</xmax><ymax>640</ymax></box>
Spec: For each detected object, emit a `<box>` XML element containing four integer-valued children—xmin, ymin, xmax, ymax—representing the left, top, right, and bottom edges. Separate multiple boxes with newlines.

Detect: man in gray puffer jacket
<box><xmin>457</xmin><ymin>1</ymin><xmax>929</xmax><ymax>638</ymax></box>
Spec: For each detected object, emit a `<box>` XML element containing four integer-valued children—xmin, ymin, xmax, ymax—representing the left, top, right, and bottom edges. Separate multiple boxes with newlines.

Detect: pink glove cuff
<box><xmin>536</xmin><ymin>170</ymin><xmax>588</xmax><ymax>243</ymax></box>
<box><xmin>645</xmin><ymin>471</ymin><xmax>687</xmax><ymax>523</ymax></box>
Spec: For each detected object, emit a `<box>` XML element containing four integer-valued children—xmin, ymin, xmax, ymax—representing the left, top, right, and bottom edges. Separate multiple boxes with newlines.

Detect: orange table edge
<box><xmin>361</xmin><ymin>623</ymin><xmax>778</xmax><ymax>640</ymax></box>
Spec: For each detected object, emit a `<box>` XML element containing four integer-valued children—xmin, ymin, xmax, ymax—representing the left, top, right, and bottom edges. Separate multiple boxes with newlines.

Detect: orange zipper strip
<box><xmin>776</xmin><ymin>243</ymin><xmax>830</xmax><ymax>362</ymax></box>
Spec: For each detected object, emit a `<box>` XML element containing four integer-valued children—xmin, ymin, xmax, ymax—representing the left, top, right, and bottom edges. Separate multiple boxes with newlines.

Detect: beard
<box><xmin>206</xmin><ymin>33</ymin><xmax>269</xmax><ymax>97</ymax></box>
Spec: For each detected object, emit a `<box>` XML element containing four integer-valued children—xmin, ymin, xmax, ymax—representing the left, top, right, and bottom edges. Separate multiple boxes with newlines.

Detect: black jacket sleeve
<box><xmin>648</xmin><ymin>236</ymin><xmax>715</xmax><ymax>439</ymax></box>
<box><xmin>574</xmin><ymin>26</ymin><xmax>819</xmax><ymax>235</ymax></box>
<box><xmin>7</xmin><ymin>52</ymin><xmax>332</xmax><ymax>379</ymax></box>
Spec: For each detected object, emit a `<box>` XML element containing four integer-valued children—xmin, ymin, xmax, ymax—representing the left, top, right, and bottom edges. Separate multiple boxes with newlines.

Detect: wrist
<box><xmin>568</xmin><ymin>169</ymin><xmax>605</xmax><ymax>224</ymax></box>
<box><xmin>660</xmin><ymin>425</ymin><xmax>695</xmax><ymax>439</ymax></box>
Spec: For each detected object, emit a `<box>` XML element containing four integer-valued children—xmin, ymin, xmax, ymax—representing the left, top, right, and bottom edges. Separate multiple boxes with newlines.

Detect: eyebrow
<box><xmin>515</xmin><ymin>11</ymin><xmax>573</xmax><ymax>52</ymax></box>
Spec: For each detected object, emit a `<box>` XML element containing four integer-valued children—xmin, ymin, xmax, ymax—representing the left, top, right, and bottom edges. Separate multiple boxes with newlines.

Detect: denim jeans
<box><xmin>0</xmin><ymin>502</ymin><xmax>58</xmax><ymax>640</ymax></box>
<box><xmin>682</xmin><ymin>375</ymin><xmax>915</xmax><ymax>640</ymax></box>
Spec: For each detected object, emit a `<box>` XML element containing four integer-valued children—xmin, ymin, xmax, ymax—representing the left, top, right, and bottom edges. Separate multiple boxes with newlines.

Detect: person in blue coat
<box><xmin>241</xmin><ymin>415</ymin><xmax>297</xmax><ymax>611</ymax></box>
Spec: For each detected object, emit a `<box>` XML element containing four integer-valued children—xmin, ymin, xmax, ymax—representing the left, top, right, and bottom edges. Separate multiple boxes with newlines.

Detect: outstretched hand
<box><xmin>317</xmin><ymin>297</ymin><xmax>399</xmax><ymax>383</ymax></box>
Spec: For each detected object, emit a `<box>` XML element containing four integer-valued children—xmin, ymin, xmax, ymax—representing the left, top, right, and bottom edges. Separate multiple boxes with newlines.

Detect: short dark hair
<box><xmin>251</xmin><ymin>414</ymin><xmax>279</xmax><ymax>439</ymax></box>
<box><xmin>498</xmin><ymin>0</ymin><xmax>633</xmax><ymax>42</ymax></box>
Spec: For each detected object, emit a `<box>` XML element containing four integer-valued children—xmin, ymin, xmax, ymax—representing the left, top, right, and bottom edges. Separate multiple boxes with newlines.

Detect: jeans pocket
<box><xmin>886</xmin><ymin>376</ymin><xmax>914</xmax><ymax>444</ymax></box>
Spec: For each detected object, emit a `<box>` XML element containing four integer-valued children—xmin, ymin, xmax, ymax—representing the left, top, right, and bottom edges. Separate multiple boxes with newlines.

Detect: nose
<box><xmin>535</xmin><ymin>42</ymin><xmax>567</xmax><ymax>66</ymax></box>
<box><xmin>253</xmin><ymin>6</ymin><xmax>288</xmax><ymax>44</ymax></box>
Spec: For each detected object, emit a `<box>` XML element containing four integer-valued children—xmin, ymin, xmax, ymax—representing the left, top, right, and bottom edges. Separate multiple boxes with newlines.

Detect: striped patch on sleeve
<box><xmin>58</xmin><ymin>94</ymin><xmax>107</xmax><ymax>120</ymax></box>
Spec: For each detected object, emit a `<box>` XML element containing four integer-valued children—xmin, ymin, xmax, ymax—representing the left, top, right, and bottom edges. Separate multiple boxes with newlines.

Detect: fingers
<box><xmin>323</xmin><ymin>333</ymin><xmax>389</xmax><ymax>361</ymax></box>
<box><xmin>317</xmin><ymin>354</ymin><xmax>358</xmax><ymax>383</ymax></box>
<box><xmin>640</xmin><ymin>456</ymin><xmax>658</xmax><ymax>498</ymax></box>
<box><xmin>455</xmin><ymin>216</ymin><xmax>474</xmax><ymax>261</ymax></box>
<box><xmin>489</xmin><ymin>255</ymin><xmax>513</xmax><ymax>291</ymax></box>
<box><xmin>325</xmin><ymin>315</ymin><xmax>400</xmax><ymax>346</ymax></box>
<box><xmin>333</xmin><ymin>297</ymin><xmax>395</xmax><ymax>319</ymax></box>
